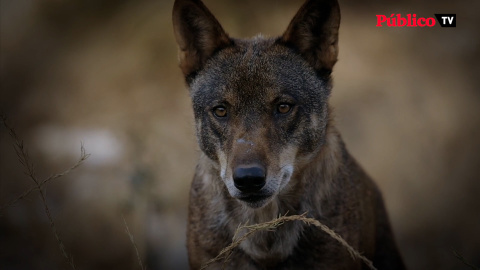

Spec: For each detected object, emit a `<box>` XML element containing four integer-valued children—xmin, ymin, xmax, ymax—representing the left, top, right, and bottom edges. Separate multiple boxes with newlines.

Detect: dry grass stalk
<box><xmin>122</xmin><ymin>216</ymin><xmax>146</xmax><ymax>270</ymax></box>
<box><xmin>201</xmin><ymin>213</ymin><xmax>377</xmax><ymax>270</ymax></box>
<box><xmin>452</xmin><ymin>249</ymin><xmax>479</xmax><ymax>270</ymax></box>
<box><xmin>0</xmin><ymin>115</ymin><xmax>89</xmax><ymax>211</ymax></box>
<box><xmin>0</xmin><ymin>145</ymin><xmax>89</xmax><ymax>212</ymax></box>
<box><xmin>1</xmin><ymin>115</ymin><xmax>89</xmax><ymax>269</ymax></box>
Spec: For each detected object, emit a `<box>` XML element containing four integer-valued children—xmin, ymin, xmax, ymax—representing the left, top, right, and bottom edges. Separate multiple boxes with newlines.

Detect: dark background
<box><xmin>1</xmin><ymin>0</ymin><xmax>479</xmax><ymax>269</ymax></box>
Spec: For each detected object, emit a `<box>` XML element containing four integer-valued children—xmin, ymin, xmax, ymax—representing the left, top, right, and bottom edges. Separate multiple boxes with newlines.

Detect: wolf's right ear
<box><xmin>279</xmin><ymin>0</ymin><xmax>340</xmax><ymax>77</ymax></box>
<box><xmin>173</xmin><ymin>0</ymin><xmax>232</xmax><ymax>83</ymax></box>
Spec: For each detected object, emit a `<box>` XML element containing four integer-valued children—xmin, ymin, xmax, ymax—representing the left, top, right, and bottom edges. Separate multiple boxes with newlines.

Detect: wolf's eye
<box><xmin>277</xmin><ymin>104</ymin><xmax>292</xmax><ymax>114</ymax></box>
<box><xmin>213</xmin><ymin>106</ymin><xmax>227</xmax><ymax>117</ymax></box>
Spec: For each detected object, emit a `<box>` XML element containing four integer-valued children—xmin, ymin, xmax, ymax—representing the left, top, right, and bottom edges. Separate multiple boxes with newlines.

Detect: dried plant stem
<box><xmin>1</xmin><ymin>115</ymin><xmax>89</xmax><ymax>269</ymax></box>
<box><xmin>201</xmin><ymin>213</ymin><xmax>377</xmax><ymax>270</ymax></box>
<box><xmin>0</xmin><ymin>146</ymin><xmax>89</xmax><ymax>211</ymax></box>
<box><xmin>452</xmin><ymin>249</ymin><xmax>479</xmax><ymax>270</ymax></box>
<box><xmin>122</xmin><ymin>216</ymin><xmax>146</xmax><ymax>270</ymax></box>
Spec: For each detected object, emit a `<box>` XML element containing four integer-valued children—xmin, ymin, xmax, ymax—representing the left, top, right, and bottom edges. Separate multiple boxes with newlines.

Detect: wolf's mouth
<box><xmin>239</xmin><ymin>194</ymin><xmax>270</xmax><ymax>203</ymax></box>
<box><xmin>236</xmin><ymin>193</ymin><xmax>273</xmax><ymax>208</ymax></box>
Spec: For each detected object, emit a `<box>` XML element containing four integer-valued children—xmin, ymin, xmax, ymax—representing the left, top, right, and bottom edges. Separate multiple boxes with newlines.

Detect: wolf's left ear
<box><xmin>172</xmin><ymin>0</ymin><xmax>232</xmax><ymax>83</ymax></box>
<box><xmin>280</xmin><ymin>0</ymin><xmax>340</xmax><ymax>76</ymax></box>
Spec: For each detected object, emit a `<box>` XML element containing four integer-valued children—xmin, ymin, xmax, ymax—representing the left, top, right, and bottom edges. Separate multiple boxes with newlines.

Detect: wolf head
<box><xmin>173</xmin><ymin>0</ymin><xmax>340</xmax><ymax>208</ymax></box>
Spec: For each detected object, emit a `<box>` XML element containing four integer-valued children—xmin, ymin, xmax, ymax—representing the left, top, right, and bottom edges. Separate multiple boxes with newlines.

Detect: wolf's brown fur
<box><xmin>173</xmin><ymin>0</ymin><xmax>405</xmax><ymax>269</ymax></box>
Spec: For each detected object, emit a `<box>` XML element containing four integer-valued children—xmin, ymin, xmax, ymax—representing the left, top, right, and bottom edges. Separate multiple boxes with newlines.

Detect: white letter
<box><xmin>441</xmin><ymin>16</ymin><xmax>448</xmax><ymax>24</ymax></box>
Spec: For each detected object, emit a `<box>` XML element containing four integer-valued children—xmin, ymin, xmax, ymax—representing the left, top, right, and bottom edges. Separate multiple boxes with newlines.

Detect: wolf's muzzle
<box><xmin>233</xmin><ymin>165</ymin><xmax>266</xmax><ymax>193</ymax></box>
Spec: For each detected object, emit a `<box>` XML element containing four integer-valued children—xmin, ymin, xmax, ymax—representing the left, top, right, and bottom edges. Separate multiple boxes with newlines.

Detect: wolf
<box><xmin>172</xmin><ymin>0</ymin><xmax>405</xmax><ymax>269</ymax></box>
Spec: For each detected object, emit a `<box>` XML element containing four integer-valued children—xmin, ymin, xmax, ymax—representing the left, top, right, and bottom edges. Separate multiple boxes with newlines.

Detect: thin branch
<box><xmin>122</xmin><ymin>215</ymin><xmax>146</xmax><ymax>270</ymax></box>
<box><xmin>0</xmin><ymin>143</ymin><xmax>89</xmax><ymax>211</ymax></box>
<box><xmin>453</xmin><ymin>249</ymin><xmax>479</xmax><ymax>270</ymax></box>
<box><xmin>1</xmin><ymin>114</ymin><xmax>86</xmax><ymax>269</ymax></box>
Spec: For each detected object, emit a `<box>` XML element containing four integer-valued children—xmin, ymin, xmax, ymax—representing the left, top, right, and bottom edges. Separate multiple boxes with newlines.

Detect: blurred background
<box><xmin>1</xmin><ymin>0</ymin><xmax>479</xmax><ymax>269</ymax></box>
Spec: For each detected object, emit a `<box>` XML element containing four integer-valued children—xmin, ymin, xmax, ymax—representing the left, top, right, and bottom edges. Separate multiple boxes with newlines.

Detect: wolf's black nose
<box><xmin>233</xmin><ymin>165</ymin><xmax>266</xmax><ymax>192</ymax></box>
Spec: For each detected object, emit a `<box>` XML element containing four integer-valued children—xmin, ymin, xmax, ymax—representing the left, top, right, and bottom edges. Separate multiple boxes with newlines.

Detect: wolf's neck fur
<box><xmin>200</xmin><ymin>118</ymin><xmax>345</xmax><ymax>263</ymax></box>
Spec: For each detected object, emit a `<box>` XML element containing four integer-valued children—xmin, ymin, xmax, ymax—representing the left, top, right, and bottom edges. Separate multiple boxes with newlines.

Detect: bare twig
<box><xmin>122</xmin><ymin>215</ymin><xmax>146</xmax><ymax>270</ymax></box>
<box><xmin>0</xmin><ymin>144</ymin><xmax>89</xmax><ymax>211</ymax></box>
<box><xmin>201</xmin><ymin>213</ymin><xmax>377</xmax><ymax>270</ymax></box>
<box><xmin>453</xmin><ymin>249</ymin><xmax>479</xmax><ymax>270</ymax></box>
<box><xmin>1</xmin><ymin>115</ymin><xmax>89</xmax><ymax>269</ymax></box>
